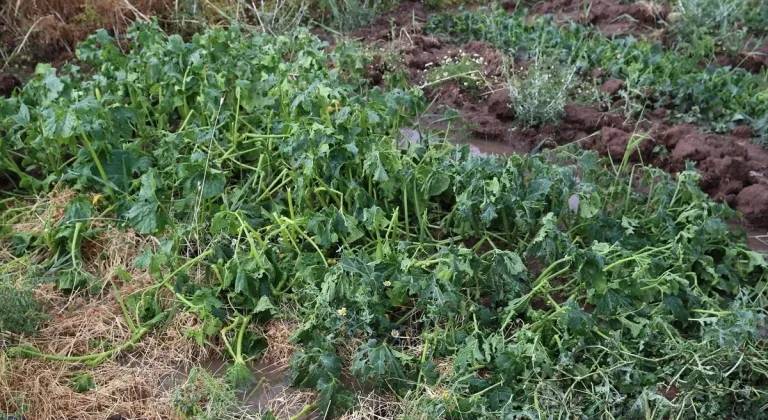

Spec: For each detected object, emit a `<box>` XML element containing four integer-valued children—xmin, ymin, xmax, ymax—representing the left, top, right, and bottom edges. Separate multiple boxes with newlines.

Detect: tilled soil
<box><xmin>356</xmin><ymin>2</ymin><xmax>768</xmax><ymax>227</ymax></box>
<box><xmin>524</xmin><ymin>0</ymin><xmax>670</xmax><ymax>37</ymax></box>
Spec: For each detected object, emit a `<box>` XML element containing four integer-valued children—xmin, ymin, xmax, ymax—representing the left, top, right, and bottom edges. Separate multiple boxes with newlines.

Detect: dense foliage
<box><xmin>426</xmin><ymin>8</ymin><xmax>768</xmax><ymax>142</ymax></box>
<box><xmin>1</xmin><ymin>21</ymin><xmax>767</xmax><ymax>419</ymax></box>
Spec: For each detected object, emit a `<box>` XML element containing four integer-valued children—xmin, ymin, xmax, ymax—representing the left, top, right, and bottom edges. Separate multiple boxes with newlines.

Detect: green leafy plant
<box><xmin>672</xmin><ymin>0</ymin><xmax>754</xmax><ymax>54</ymax></box>
<box><xmin>70</xmin><ymin>373</ymin><xmax>96</xmax><ymax>393</ymax></box>
<box><xmin>1</xmin><ymin>20</ymin><xmax>767</xmax><ymax>419</ymax></box>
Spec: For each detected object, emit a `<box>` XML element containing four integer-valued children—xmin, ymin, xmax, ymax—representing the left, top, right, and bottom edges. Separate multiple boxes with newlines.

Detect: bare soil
<box><xmin>0</xmin><ymin>74</ymin><xmax>21</xmax><ymax>97</ymax></box>
<box><xmin>524</xmin><ymin>0</ymin><xmax>670</xmax><ymax>37</ymax></box>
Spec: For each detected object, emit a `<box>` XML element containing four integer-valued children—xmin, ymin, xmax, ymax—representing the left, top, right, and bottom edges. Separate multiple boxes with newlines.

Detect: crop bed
<box><xmin>1</xmin><ymin>2</ymin><xmax>768</xmax><ymax>420</ymax></box>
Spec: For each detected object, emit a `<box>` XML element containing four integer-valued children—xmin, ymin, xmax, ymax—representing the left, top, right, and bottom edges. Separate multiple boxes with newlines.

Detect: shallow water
<box><xmin>168</xmin><ymin>356</ymin><xmax>373</xmax><ymax>418</ymax></box>
<box><xmin>459</xmin><ymin>138</ymin><xmax>518</xmax><ymax>157</ymax></box>
<box><xmin>746</xmin><ymin>228</ymin><xmax>768</xmax><ymax>253</ymax></box>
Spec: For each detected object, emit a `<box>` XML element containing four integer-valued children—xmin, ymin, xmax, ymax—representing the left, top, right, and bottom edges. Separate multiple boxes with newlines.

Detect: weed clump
<box><xmin>172</xmin><ymin>368</ymin><xmax>241</xmax><ymax>419</ymax></box>
<box><xmin>672</xmin><ymin>0</ymin><xmax>752</xmax><ymax>54</ymax></box>
<box><xmin>507</xmin><ymin>53</ymin><xmax>576</xmax><ymax>127</ymax></box>
<box><xmin>251</xmin><ymin>0</ymin><xmax>309</xmax><ymax>35</ymax></box>
<box><xmin>0</xmin><ymin>284</ymin><xmax>46</xmax><ymax>337</ymax></box>
<box><xmin>327</xmin><ymin>0</ymin><xmax>384</xmax><ymax>32</ymax></box>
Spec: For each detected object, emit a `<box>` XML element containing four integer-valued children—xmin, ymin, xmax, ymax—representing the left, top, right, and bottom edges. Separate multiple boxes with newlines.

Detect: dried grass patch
<box><xmin>257</xmin><ymin>318</ymin><xmax>299</xmax><ymax>368</ymax></box>
<box><xmin>0</xmin><ymin>195</ymin><xmax>214</xmax><ymax>419</ymax></box>
<box><xmin>341</xmin><ymin>391</ymin><xmax>404</xmax><ymax>420</ymax></box>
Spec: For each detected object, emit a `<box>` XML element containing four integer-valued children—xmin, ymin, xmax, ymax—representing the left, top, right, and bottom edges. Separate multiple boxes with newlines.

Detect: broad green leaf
<box><xmin>126</xmin><ymin>199</ymin><xmax>161</xmax><ymax>234</ymax></box>
<box><xmin>63</xmin><ymin>196</ymin><xmax>92</xmax><ymax>224</ymax></box>
<box><xmin>427</xmin><ymin>173</ymin><xmax>450</xmax><ymax>196</ymax></box>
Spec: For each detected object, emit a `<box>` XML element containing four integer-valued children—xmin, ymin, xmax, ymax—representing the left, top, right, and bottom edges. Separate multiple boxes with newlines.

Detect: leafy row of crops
<box><xmin>1</xmin><ymin>21</ymin><xmax>768</xmax><ymax>418</ymax></box>
<box><xmin>426</xmin><ymin>8</ymin><xmax>768</xmax><ymax>142</ymax></box>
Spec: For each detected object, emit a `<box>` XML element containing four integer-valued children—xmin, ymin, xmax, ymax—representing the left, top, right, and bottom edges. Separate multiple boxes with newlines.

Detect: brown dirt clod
<box><xmin>732</xmin><ymin>125</ymin><xmax>755</xmax><ymax>139</ymax></box>
<box><xmin>736</xmin><ymin>184</ymin><xmax>768</xmax><ymax>227</ymax></box>
<box><xmin>530</xmin><ymin>0</ymin><xmax>667</xmax><ymax>37</ymax></box>
<box><xmin>741</xmin><ymin>40</ymin><xmax>768</xmax><ymax>73</ymax></box>
<box><xmin>564</xmin><ymin>104</ymin><xmax>624</xmax><ymax>132</ymax></box>
<box><xmin>599</xmin><ymin>78</ymin><xmax>625</xmax><ymax>97</ymax></box>
<box><xmin>487</xmin><ymin>89</ymin><xmax>515</xmax><ymax>121</ymax></box>
<box><xmin>0</xmin><ymin>74</ymin><xmax>21</xmax><ymax>97</ymax></box>
<box><xmin>627</xmin><ymin>2</ymin><xmax>670</xmax><ymax>24</ymax></box>
<box><xmin>599</xmin><ymin>126</ymin><xmax>632</xmax><ymax>161</ymax></box>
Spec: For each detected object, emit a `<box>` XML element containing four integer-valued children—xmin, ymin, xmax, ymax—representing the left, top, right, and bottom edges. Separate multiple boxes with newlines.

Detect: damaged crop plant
<box><xmin>1</xmin><ymin>20</ymin><xmax>767</xmax><ymax>419</ymax></box>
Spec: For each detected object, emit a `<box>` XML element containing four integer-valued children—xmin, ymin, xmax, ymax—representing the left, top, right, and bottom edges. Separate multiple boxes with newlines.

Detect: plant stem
<box><xmin>290</xmin><ymin>404</ymin><xmax>317</xmax><ymax>420</ymax></box>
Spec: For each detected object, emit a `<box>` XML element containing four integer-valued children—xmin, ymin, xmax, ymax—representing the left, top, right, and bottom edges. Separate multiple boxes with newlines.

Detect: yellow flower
<box><xmin>337</xmin><ymin>307</ymin><xmax>347</xmax><ymax>316</ymax></box>
<box><xmin>390</xmin><ymin>329</ymin><xmax>399</xmax><ymax>337</ymax></box>
<box><xmin>383</xmin><ymin>280</ymin><xmax>392</xmax><ymax>287</ymax></box>
<box><xmin>442</xmin><ymin>391</ymin><xmax>449</xmax><ymax>399</ymax></box>
<box><xmin>91</xmin><ymin>194</ymin><xmax>102</xmax><ymax>206</ymax></box>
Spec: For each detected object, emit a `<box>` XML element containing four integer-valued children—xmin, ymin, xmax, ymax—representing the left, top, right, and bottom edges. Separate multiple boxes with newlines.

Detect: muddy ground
<box><xmin>355</xmin><ymin>1</ymin><xmax>768</xmax><ymax>228</ymax></box>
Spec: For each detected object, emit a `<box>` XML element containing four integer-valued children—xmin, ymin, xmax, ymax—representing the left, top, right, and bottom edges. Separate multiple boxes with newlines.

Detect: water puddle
<box><xmin>746</xmin><ymin>227</ymin><xmax>768</xmax><ymax>253</ymax></box>
<box><xmin>165</xmin><ymin>356</ymin><xmax>373</xmax><ymax>418</ymax></box>
<box><xmin>160</xmin><ymin>357</ymin><xmax>305</xmax><ymax>417</ymax></box>
<box><xmin>460</xmin><ymin>138</ymin><xmax>518</xmax><ymax>157</ymax></box>
<box><xmin>201</xmin><ymin>358</ymin><xmax>298</xmax><ymax>414</ymax></box>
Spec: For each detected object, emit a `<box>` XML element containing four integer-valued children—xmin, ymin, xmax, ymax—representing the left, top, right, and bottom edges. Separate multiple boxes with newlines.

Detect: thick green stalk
<box><xmin>12</xmin><ymin>327</ymin><xmax>149</xmax><ymax>365</ymax></box>
<box><xmin>79</xmin><ymin>128</ymin><xmax>115</xmax><ymax>200</ymax></box>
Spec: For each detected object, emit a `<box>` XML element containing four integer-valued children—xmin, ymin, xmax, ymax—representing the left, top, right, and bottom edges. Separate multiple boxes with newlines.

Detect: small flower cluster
<box><xmin>424</xmin><ymin>52</ymin><xmax>487</xmax><ymax>94</ymax></box>
<box><xmin>425</xmin><ymin>50</ymin><xmax>485</xmax><ymax>69</ymax></box>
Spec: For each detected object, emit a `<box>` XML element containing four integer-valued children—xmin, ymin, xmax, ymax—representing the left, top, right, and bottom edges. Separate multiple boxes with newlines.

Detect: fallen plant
<box><xmin>0</xmin><ymin>21</ymin><xmax>766</xmax><ymax>419</ymax></box>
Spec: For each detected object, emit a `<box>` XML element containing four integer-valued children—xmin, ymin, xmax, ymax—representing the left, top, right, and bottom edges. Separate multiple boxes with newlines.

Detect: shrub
<box><xmin>249</xmin><ymin>0</ymin><xmax>309</xmax><ymax>35</ymax></box>
<box><xmin>507</xmin><ymin>52</ymin><xmax>576</xmax><ymax>127</ymax></box>
<box><xmin>326</xmin><ymin>0</ymin><xmax>383</xmax><ymax>32</ymax></box>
